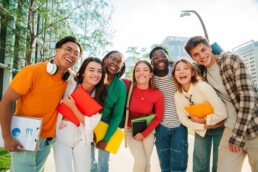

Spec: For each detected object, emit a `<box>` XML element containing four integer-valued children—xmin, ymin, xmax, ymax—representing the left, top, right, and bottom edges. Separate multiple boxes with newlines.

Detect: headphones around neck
<box><xmin>46</xmin><ymin>60</ymin><xmax>71</xmax><ymax>81</ymax></box>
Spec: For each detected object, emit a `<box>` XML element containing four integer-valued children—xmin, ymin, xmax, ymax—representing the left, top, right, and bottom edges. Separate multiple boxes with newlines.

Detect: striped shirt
<box><xmin>154</xmin><ymin>71</ymin><xmax>181</xmax><ymax>128</ymax></box>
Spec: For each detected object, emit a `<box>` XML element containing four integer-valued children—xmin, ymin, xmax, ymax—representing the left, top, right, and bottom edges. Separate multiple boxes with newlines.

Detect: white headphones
<box><xmin>46</xmin><ymin>60</ymin><xmax>71</xmax><ymax>81</ymax></box>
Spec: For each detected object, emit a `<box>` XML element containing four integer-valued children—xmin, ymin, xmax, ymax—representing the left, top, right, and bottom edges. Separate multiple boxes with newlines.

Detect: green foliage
<box><xmin>1</xmin><ymin>0</ymin><xmax>114</xmax><ymax>77</ymax></box>
<box><xmin>124</xmin><ymin>46</ymin><xmax>149</xmax><ymax>78</ymax></box>
<box><xmin>0</xmin><ymin>148</ymin><xmax>10</xmax><ymax>171</ymax></box>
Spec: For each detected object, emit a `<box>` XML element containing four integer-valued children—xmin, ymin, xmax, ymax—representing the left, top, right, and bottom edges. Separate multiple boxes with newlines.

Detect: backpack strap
<box><xmin>123</xmin><ymin>82</ymin><xmax>134</xmax><ymax>148</ymax></box>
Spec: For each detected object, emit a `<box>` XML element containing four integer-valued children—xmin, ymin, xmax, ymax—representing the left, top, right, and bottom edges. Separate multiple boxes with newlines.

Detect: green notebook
<box><xmin>131</xmin><ymin>114</ymin><xmax>155</xmax><ymax>134</ymax></box>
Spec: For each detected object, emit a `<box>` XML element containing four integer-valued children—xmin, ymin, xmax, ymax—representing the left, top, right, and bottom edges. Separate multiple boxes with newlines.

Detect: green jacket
<box><xmin>101</xmin><ymin>75</ymin><xmax>126</xmax><ymax>141</ymax></box>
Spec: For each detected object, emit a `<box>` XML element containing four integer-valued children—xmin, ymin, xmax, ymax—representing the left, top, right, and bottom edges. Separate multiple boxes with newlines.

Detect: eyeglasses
<box><xmin>62</xmin><ymin>47</ymin><xmax>80</xmax><ymax>59</ymax></box>
<box><xmin>152</xmin><ymin>55</ymin><xmax>167</xmax><ymax>61</ymax></box>
<box><xmin>109</xmin><ymin>56</ymin><xmax>123</xmax><ymax>66</ymax></box>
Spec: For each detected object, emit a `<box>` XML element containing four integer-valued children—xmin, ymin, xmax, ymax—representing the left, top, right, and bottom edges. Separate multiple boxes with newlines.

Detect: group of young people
<box><xmin>0</xmin><ymin>35</ymin><xmax>257</xmax><ymax>172</ymax></box>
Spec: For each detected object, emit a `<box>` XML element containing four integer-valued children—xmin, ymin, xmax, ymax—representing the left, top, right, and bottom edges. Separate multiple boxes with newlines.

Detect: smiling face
<box><xmin>54</xmin><ymin>42</ymin><xmax>81</xmax><ymax>72</ymax></box>
<box><xmin>190</xmin><ymin>43</ymin><xmax>216</xmax><ymax>68</ymax></box>
<box><xmin>104</xmin><ymin>52</ymin><xmax>124</xmax><ymax>75</ymax></box>
<box><xmin>133</xmin><ymin>61</ymin><xmax>153</xmax><ymax>88</ymax></box>
<box><xmin>174</xmin><ymin>61</ymin><xmax>194</xmax><ymax>92</ymax></box>
<box><xmin>151</xmin><ymin>49</ymin><xmax>169</xmax><ymax>71</ymax></box>
<box><xmin>82</xmin><ymin>61</ymin><xmax>103</xmax><ymax>88</ymax></box>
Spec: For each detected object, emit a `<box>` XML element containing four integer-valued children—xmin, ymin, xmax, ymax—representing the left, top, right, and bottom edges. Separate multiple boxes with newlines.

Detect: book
<box><xmin>184</xmin><ymin>102</ymin><xmax>214</xmax><ymax>118</ymax></box>
<box><xmin>131</xmin><ymin>114</ymin><xmax>155</xmax><ymax>134</ymax></box>
<box><xmin>93</xmin><ymin>121</ymin><xmax>125</xmax><ymax>154</ymax></box>
<box><xmin>132</xmin><ymin>120</ymin><xmax>147</xmax><ymax>137</ymax></box>
<box><xmin>10</xmin><ymin>116</ymin><xmax>42</xmax><ymax>151</ymax></box>
<box><xmin>57</xmin><ymin>86</ymin><xmax>103</xmax><ymax>126</ymax></box>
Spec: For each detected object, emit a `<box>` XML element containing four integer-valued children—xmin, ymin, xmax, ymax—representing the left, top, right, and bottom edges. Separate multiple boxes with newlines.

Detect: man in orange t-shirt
<box><xmin>0</xmin><ymin>36</ymin><xmax>82</xmax><ymax>172</ymax></box>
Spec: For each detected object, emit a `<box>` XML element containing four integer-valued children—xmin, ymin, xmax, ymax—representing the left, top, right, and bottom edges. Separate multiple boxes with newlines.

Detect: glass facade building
<box><xmin>162</xmin><ymin>36</ymin><xmax>191</xmax><ymax>61</ymax></box>
<box><xmin>233</xmin><ymin>40</ymin><xmax>258</xmax><ymax>90</ymax></box>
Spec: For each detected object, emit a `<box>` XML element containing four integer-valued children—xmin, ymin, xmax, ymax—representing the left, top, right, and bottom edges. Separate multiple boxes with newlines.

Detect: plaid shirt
<box><xmin>197</xmin><ymin>52</ymin><xmax>258</xmax><ymax>147</ymax></box>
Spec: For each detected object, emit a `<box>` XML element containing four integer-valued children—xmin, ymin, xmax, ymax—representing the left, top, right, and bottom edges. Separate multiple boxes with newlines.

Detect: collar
<box><xmin>182</xmin><ymin>83</ymin><xmax>194</xmax><ymax>96</ymax></box>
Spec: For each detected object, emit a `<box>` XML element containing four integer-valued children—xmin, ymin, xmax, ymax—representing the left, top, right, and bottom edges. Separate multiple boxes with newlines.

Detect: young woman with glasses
<box><xmin>91</xmin><ymin>50</ymin><xmax>127</xmax><ymax>172</ymax></box>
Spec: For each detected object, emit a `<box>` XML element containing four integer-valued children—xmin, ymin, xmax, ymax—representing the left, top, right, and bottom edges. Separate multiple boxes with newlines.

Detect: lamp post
<box><xmin>180</xmin><ymin>10</ymin><xmax>209</xmax><ymax>42</ymax></box>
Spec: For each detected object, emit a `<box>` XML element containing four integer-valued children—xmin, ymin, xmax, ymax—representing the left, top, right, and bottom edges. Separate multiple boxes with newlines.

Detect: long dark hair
<box><xmin>102</xmin><ymin>50</ymin><xmax>125</xmax><ymax>78</ymax></box>
<box><xmin>76</xmin><ymin>57</ymin><xmax>107</xmax><ymax>106</ymax></box>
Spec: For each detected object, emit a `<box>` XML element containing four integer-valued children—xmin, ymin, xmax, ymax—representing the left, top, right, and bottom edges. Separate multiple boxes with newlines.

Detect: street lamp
<box><xmin>180</xmin><ymin>10</ymin><xmax>209</xmax><ymax>42</ymax></box>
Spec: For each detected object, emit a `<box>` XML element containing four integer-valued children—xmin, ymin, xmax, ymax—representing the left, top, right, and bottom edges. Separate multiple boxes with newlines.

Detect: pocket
<box><xmin>55</xmin><ymin>121</ymin><xmax>72</xmax><ymax>141</ymax></box>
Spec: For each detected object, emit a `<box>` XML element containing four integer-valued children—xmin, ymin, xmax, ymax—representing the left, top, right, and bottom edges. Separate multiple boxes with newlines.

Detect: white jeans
<box><xmin>127</xmin><ymin>128</ymin><xmax>155</xmax><ymax>172</ymax></box>
<box><xmin>54</xmin><ymin>120</ymin><xmax>91</xmax><ymax>172</ymax></box>
<box><xmin>217</xmin><ymin>127</ymin><xmax>258</xmax><ymax>172</ymax></box>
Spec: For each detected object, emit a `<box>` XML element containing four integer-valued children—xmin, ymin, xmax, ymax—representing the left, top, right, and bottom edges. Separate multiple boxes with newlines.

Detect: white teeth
<box><xmin>65</xmin><ymin>58</ymin><xmax>72</xmax><ymax>63</ymax></box>
<box><xmin>201</xmin><ymin>57</ymin><xmax>207</xmax><ymax>63</ymax></box>
<box><xmin>179</xmin><ymin>76</ymin><xmax>187</xmax><ymax>80</ymax></box>
<box><xmin>91</xmin><ymin>77</ymin><xmax>98</xmax><ymax>80</ymax></box>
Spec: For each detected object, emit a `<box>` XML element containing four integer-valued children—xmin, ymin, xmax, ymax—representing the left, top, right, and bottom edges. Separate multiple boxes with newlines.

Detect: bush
<box><xmin>0</xmin><ymin>148</ymin><xmax>10</xmax><ymax>171</ymax></box>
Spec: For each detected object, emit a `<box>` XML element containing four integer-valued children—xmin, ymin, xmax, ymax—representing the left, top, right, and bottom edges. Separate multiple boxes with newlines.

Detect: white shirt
<box><xmin>56</xmin><ymin>77</ymin><xmax>101</xmax><ymax>144</ymax></box>
<box><xmin>174</xmin><ymin>80</ymin><xmax>228</xmax><ymax>137</ymax></box>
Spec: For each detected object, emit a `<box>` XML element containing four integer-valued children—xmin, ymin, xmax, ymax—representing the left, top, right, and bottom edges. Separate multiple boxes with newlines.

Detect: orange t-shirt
<box><xmin>10</xmin><ymin>62</ymin><xmax>67</xmax><ymax>138</ymax></box>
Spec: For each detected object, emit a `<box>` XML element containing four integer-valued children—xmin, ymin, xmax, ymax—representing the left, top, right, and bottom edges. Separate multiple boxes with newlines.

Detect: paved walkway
<box><xmin>45</xmin><ymin>135</ymin><xmax>252</xmax><ymax>172</ymax></box>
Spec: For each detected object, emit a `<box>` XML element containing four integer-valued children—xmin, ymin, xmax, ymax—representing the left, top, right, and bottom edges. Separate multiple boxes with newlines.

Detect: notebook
<box><xmin>184</xmin><ymin>102</ymin><xmax>214</xmax><ymax>118</ymax></box>
<box><xmin>93</xmin><ymin>121</ymin><xmax>125</xmax><ymax>154</ymax></box>
<box><xmin>132</xmin><ymin>120</ymin><xmax>147</xmax><ymax>137</ymax></box>
<box><xmin>131</xmin><ymin>114</ymin><xmax>155</xmax><ymax>134</ymax></box>
<box><xmin>10</xmin><ymin>116</ymin><xmax>42</xmax><ymax>151</ymax></box>
<box><xmin>57</xmin><ymin>86</ymin><xmax>102</xmax><ymax>126</ymax></box>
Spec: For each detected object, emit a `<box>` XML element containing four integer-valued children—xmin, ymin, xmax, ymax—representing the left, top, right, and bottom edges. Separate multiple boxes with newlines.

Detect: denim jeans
<box><xmin>90</xmin><ymin>145</ymin><xmax>110</xmax><ymax>172</ymax></box>
<box><xmin>155</xmin><ymin>124</ymin><xmax>188</xmax><ymax>172</ymax></box>
<box><xmin>193</xmin><ymin>126</ymin><xmax>224</xmax><ymax>172</ymax></box>
<box><xmin>11</xmin><ymin>138</ymin><xmax>52</xmax><ymax>172</ymax></box>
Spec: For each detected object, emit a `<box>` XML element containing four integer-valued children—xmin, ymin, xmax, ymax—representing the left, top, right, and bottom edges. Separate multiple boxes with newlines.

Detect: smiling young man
<box><xmin>150</xmin><ymin>47</ymin><xmax>188</xmax><ymax>172</ymax></box>
<box><xmin>0</xmin><ymin>36</ymin><xmax>82</xmax><ymax>172</ymax></box>
<box><xmin>184</xmin><ymin>36</ymin><xmax>258</xmax><ymax>172</ymax></box>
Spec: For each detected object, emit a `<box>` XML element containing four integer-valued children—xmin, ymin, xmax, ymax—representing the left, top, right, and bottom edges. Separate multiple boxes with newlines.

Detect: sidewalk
<box><xmin>45</xmin><ymin>135</ymin><xmax>252</xmax><ymax>172</ymax></box>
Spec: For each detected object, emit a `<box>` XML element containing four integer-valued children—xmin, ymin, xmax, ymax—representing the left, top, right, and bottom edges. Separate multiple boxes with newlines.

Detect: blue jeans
<box><xmin>155</xmin><ymin>124</ymin><xmax>188</xmax><ymax>172</ymax></box>
<box><xmin>193</xmin><ymin>126</ymin><xmax>224</xmax><ymax>172</ymax></box>
<box><xmin>11</xmin><ymin>138</ymin><xmax>52</xmax><ymax>172</ymax></box>
<box><xmin>90</xmin><ymin>145</ymin><xmax>110</xmax><ymax>172</ymax></box>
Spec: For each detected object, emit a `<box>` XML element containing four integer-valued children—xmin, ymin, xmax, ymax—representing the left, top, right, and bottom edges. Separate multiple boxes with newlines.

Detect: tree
<box><xmin>124</xmin><ymin>46</ymin><xmax>149</xmax><ymax>79</ymax></box>
<box><xmin>72</xmin><ymin>0</ymin><xmax>113</xmax><ymax>58</ymax></box>
<box><xmin>0</xmin><ymin>0</ymin><xmax>114</xmax><ymax>76</ymax></box>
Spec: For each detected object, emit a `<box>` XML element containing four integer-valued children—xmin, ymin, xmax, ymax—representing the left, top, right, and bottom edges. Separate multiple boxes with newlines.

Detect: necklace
<box><xmin>139</xmin><ymin>91</ymin><xmax>145</xmax><ymax>101</ymax></box>
<box><xmin>136</xmin><ymin>85</ymin><xmax>148</xmax><ymax>101</ymax></box>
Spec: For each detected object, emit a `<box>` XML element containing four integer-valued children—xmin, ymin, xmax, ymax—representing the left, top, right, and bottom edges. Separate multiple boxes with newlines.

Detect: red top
<box><xmin>128</xmin><ymin>86</ymin><xmax>164</xmax><ymax>137</ymax></box>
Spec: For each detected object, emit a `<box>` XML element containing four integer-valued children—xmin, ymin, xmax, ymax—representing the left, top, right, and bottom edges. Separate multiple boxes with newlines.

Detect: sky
<box><xmin>106</xmin><ymin>0</ymin><xmax>258</xmax><ymax>57</ymax></box>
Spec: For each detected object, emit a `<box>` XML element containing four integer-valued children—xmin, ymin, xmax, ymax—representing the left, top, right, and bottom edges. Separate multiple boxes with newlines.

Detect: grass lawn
<box><xmin>0</xmin><ymin>148</ymin><xmax>10</xmax><ymax>172</ymax></box>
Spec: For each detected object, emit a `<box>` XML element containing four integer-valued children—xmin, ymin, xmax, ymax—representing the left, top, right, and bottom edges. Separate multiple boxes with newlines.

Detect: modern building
<box><xmin>162</xmin><ymin>36</ymin><xmax>191</xmax><ymax>61</ymax></box>
<box><xmin>232</xmin><ymin>40</ymin><xmax>258</xmax><ymax>90</ymax></box>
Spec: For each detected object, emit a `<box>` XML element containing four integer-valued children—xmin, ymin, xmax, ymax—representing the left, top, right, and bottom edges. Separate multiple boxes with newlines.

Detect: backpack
<box><xmin>119</xmin><ymin>78</ymin><xmax>132</xmax><ymax>128</ymax></box>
